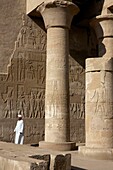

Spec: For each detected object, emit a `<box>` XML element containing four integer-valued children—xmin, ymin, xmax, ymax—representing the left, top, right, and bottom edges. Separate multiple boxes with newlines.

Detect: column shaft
<box><xmin>45</xmin><ymin>27</ymin><xmax>70</xmax><ymax>142</ymax></box>
<box><xmin>85</xmin><ymin>59</ymin><xmax>113</xmax><ymax>148</ymax></box>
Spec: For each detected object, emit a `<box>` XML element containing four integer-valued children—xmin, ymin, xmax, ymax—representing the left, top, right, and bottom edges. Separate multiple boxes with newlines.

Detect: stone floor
<box><xmin>71</xmin><ymin>152</ymin><xmax>113</xmax><ymax>170</ymax></box>
<box><xmin>0</xmin><ymin>142</ymin><xmax>113</xmax><ymax>170</ymax></box>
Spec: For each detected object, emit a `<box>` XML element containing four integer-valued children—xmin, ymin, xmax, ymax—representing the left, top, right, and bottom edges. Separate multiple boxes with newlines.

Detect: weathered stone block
<box><xmin>50</xmin><ymin>154</ymin><xmax>71</xmax><ymax>170</ymax></box>
<box><xmin>30</xmin><ymin>154</ymin><xmax>50</xmax><ymax>170</ymax></box>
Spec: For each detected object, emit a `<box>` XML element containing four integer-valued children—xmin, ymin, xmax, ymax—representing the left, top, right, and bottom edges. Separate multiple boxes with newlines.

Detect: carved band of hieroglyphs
<box><xmin>45</xmin><ymin>105</ymin><xmax>69</xmax><ymax>118</ymax></box>
<box><xmin>47</xmin><ymin>57</ymin><xmax>68</xmax><ymax>68</ymax></box>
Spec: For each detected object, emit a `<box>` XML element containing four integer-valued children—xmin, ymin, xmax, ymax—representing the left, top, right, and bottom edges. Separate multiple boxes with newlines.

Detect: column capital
<box><xmin>37</xmin><ymin>0</ymin><xmax>79</xmax><ymax>29</ymax></box>
<box><xmin>90</xmin><ymin>14</ymin><xmax>113</xmax><ymax>39</ymax></box>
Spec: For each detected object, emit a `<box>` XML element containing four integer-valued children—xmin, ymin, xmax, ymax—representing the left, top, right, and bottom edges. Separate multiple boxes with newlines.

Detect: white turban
<box><xmin>18</xmin><ymin>114</ymin><xmax>22</xmax><ymax>118</ymax></box>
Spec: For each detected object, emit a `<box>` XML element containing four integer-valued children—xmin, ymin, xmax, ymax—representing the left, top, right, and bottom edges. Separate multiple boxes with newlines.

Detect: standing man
<box><xmin>14</xmin><ymin>114</ymin><xmax>24</xmax><ymax>144</ymax></box>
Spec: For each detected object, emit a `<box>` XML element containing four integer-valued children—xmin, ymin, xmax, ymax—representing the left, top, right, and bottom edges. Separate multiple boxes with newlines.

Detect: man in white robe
<box><xmin>14</xmin><ymin>114</ymin><xmax>24</xmax><ymax>144</ymax></box>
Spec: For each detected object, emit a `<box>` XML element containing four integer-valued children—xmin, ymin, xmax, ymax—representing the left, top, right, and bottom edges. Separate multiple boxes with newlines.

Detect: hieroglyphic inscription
<box><xmin>0</xmin><ymin>14</ymin><xmax>46</xmax><ymax>119</ymax></box>
<box><xmin>45</xmin><ymin>79</ymin><xmax>69</xmax><ymax>118</ymax></box>
<box><xmin>15</xmin><ymin>14</ymin><xmax>47</xmax><ymax>51</ymax></box>
<box><xmin>25</xmin><ymin>123</ymin><xmax>45</xmax><ymax>142</ymax></box>
<box><xmin>69</xmin><ymin>57</ymin><xmax>85</xmax><ymax>119</ymax></box>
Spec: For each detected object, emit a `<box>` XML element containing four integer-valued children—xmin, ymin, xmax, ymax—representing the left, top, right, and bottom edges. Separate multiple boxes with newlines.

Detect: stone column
<box><xmin>79</xmin><ymin>11</ymin><xmax>113</xmax><ymax>159</ymax></box>
<box><xmin>37</xmin><ymin>0</ymin><xmax>79</xmax><ymax>151</ymax></box>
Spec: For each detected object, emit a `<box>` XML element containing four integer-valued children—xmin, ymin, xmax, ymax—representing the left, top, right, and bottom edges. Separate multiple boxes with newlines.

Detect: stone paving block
<box><xmin>50</xmin><ymin>153</ymin><xmax>71</xmax><ymax>170</ymax></box>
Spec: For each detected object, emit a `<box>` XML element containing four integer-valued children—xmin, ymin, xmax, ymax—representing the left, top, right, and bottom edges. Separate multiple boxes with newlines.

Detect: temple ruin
<box><xmin>0</xmin><ymin>0</ymin><xmax>113</xmax><ymax>160</ymax></box>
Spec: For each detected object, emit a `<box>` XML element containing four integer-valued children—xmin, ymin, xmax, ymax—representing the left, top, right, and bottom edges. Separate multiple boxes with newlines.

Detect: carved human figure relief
<box><xmin>18</xmin><ymin>57</ymin><xmax>25</xmax><ymax>81</ymax></box>
<box><xmin>40</xmin><ymin>32</ymin><xmax>46</xmax><ymax>51</ymax></box>
<box><xmin>24</xmin><ymin>94</ymin><xmax>30</xmax><ymax>118</ymax></box>
<box><xmin>17</xmin><ymin>91</ymin><xmax>25</xmax><ymax>117</ymax></box>
<box><xmin>35</xmin><ymin>91</ymin><xmax>41</xmax><ymax>118</ymax></box>
<box><xmin>2</xmin><ymin>88</ymin><xmax>13</xmax><ymax>118</ymax></box>
<box><xmin>26</xmin><ymin>26</ymin><xmax>36</xmax><ymax>48</ymax></box>
<box><xmin>29</xmin><ymin>92</ymin><xmax>35</xmax><ymax>118</ymax></box>
<box><xmin>78</xmin><ymin>95</ymin><xmax>85</xmax><ymax>119</ymax></box>
<box><xmin>16</xmin><ymin>15</ymin><xmax>28</xmax><ymax>47</ymax></box>
<box><xmin>40</xmin><ymin>90</ymin><xmax>45</xmax><ymax>118</ymax></box>
<box><xmin>94</xmin><ymin>88</ymin><xmax>106</xmax><ymax>116</ymax></box>
<box><xmin>38</xmin><ymin>64</ymin><xmax>45</xmax><ymax>85</ymax></box>
<box><xmin>6</xmin><ymin>63</ymin><xmax>15</xmax><ymax>82</ymax></box>
<box><xmin>26</xmin><ymin>60</ymin><xmax>36</xmax><ymax>80</ymax></box>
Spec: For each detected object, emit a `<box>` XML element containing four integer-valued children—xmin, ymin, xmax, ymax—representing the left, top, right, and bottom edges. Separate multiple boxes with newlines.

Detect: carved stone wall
<box><xmin>0</xmin><ymin>0</ymin><xmax>97</xmax><ymax>144</ymax></box>
<box><xmin>0</xmin><ymin>0</ymin><xmax>46</xmax><ymax>144</ymax></box>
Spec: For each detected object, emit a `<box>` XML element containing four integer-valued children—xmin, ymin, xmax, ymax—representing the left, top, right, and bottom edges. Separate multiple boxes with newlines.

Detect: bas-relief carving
<box><xmin>15</xmin><ymin>14</ymin><xmax>46</xmax><ymax>51</ymax></box>
<box><xmin>87</xmin><ymin>88</ymin><xmax>106</xmax><ymax>117</ymax></box>
<box><xmin>25</xmin><ymin>125</ymin><xmax>40</xmax><ymax>137</ymax></box>
<box><xmin>17</xmin><ymin>54</ymin><xmax>25</xmax><ymax>81</ymax></box>
<box><xmin>69</xmin><ymin>57</ymin><xmax>85</xmax><ymax>120</ymax></box>
<box><xmin>45</xmin><ymin>55</ymin><xmax>85</xmax><ymax>132</ymax></box>
<box><xmin>70</xmin><ymin>102</ymin><xmax>85</xmax><ymax>119</ymax></box>
<box><xmin>1</xmin><ymin>87</ymin><xmax>14</xmax><ymax>118</ymax></box>
<box><xmin>0</xmin><ymin>14</ymin><xmax>46</xmax><ymax>119</ymax></box>
<box><xmin>6</xmin><ymin>63</ymin><xmax>15</xmax><ymax>82</ymax></box>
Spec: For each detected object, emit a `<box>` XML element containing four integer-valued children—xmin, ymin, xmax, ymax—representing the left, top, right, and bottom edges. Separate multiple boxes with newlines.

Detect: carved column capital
<box><xmin>37</xmin><ymin>0</ymin><xmax>79</xmax><ymax>29</ymax></box>
<box><xmin>90</xmin><ymin>14</ymin><xmax>113</xmax><ymax>58</ymax></box>
<box><xmin>90</xmin><ymin>14</ymin><xmax>113</xmax><ymax>39</ymax></box>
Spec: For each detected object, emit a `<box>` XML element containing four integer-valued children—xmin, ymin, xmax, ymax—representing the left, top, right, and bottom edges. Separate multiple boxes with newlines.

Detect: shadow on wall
<box><xmin>28</xmin><ymin>16</ymin><xmax>46</xmax><ymax>32</ymax></box>
<box><xmin>71</xmin><ymin>166</ymin><xmax>87</xmax><ymax>170</ymax></box>
<box><xmin>72</xmin><ymin>0</ymin><xmax>105</xmax><ymax>25</ymax></box>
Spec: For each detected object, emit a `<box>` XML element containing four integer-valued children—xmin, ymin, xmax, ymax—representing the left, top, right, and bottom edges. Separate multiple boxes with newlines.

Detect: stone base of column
<box><xmin>79</xmin><ymin>146</ymin><xmax>113</xmax><ymax>160</ymax></box>
<box><xmin>39</xmin><ymin>141</ymin><xmax>76</xmax><ymax>151</ymax></box>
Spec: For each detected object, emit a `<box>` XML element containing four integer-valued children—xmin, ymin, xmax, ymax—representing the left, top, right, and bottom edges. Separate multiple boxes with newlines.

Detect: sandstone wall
<box><xmin>0</xmin><ymin>0</ymin><xmax>97</xmax><ymax>144</ymax></box>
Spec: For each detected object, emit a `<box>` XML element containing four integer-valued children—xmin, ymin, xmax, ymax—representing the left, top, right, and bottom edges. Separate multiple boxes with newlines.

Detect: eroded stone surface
<box><xmin>50</xmin><ymin>154</ymin><xmax>71</xmax><ymax>170</ymax></box>
<box><xmin>0</xmin><ymin>142</ymin><xmax>71</xmax><ymax>170</ymax></box>
<box><xmin>0</xmin><ymin>0</ymin><xmax>93</xmax><ymax>144</ymax></box>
